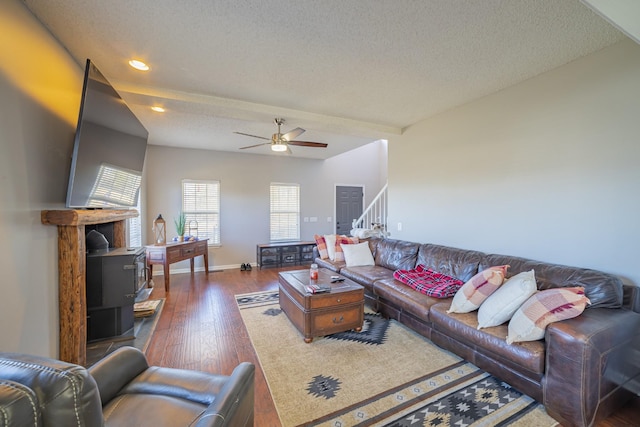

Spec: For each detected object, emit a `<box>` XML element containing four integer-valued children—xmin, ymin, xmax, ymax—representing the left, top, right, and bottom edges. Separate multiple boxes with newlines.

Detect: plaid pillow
<box><xmin>506</xmin><ymin>287</ymin><xmax>590</xmax><ymax>344</ymax></box>
<box><xmin>393</xmin><ymin>265</ymin><xmax>464</xmax><ymax>298</ymax></box>
<box><xmin>334</xmin><ymin>236</ymin><xmax>359</xmax><ymax>262</ymax></box>
<box><xmin>447</xmin><ymin>265</ymin><xmax>509</xmax><ymax>313</ymax></box>
<box><xmin>314</xmin><ymin>234</ymin><xmax>328</xmax><ymax>259</ymax></box>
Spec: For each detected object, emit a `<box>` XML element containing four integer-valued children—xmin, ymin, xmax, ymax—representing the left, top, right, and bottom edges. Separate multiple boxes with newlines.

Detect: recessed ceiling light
<box><xmin>129</xmin><ymin>59</ymin><xmax>149</xmax><ymax>71</ymax></box>
<box><xmin>151</xmin><ymin>106</ymin><xmax>165</xmax><ymax>113</ymax></box>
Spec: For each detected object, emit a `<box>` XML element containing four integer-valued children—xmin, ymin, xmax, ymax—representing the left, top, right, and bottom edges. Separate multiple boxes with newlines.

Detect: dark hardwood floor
<box><xmin>145</xmin><ymin>267</ymin><xmax>640</xmax><ymax>427</ymax></box>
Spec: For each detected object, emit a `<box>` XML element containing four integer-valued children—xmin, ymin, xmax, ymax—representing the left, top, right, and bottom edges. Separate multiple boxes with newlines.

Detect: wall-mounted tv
<box><xmin>66</xmin><ymin>59</ymin><xmax>148</xmax><ymax>208</ymax></box>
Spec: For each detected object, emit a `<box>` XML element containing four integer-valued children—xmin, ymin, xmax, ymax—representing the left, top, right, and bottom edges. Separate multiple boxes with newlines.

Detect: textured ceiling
<box><xmin>22</xmin><ymin>0</ymin><xmax>624</xmax><ymax>159</ymax></box>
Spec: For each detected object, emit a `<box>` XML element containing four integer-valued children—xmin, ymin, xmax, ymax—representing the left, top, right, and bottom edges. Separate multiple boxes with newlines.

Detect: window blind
<box><xmin>127</xmin><ymin>196</ymin><xmax>142</xmax><ymax>247</ymax></box>
<box><xmin>182</xmin><ymin>180</ymin><xmax>220</xmax><ymax>245</ymax></box>
<box><xmin>270</xmin><ymin>183</ymin><xmax>300</xmax><ymax>241</ymax></box>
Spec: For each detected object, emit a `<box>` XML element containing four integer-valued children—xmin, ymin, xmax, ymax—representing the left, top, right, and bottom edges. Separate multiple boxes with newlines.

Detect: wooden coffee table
<box><xmin>278</xmin><ymin>268</ymin><xmax>364</xmax><ymax>343</ymax></box>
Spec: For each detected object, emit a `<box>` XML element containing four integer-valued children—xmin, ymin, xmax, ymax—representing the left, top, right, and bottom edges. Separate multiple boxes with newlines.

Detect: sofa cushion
<box><xmin>416</xmin><ymin>244</ymin><xmax>485</xmax><ymax>282</ymax></box>
<box><xmin>448</xmin><ymin>265</ymin><xmax>509</xmax><ymax>313</ymax></box>
<box><xmin>477</xmin><ymin>270</ymin><xmax>538</xmax><ymax>329</ymax></box>
<box><xmin>430</xmin><ymin>304</ymin><xmax>545</xmax><ymax>375</ymax></box>
<box><xmin>393</xmin><ymin>265</ymin><xmax>463</xmax><ymax>298</ymax></box>
<box><xmin>374</xmin><ymin>278</ymin><xmax>450</xmax><ymax>320</ymax></box>
<box><xmin>314</xmin><ymin>257</ymin><xmax>344</xmax><ymax>272</ymax></box>
<box><xmin>480</xmin><ymin>254</ymin><xmax>623</xmax><ymax>309</ymax></box>
<box><xmin>340</xmin><ymin>265</ymin><xmax>395</xmax><ymax>292</ymax></box>
<box><xmin>373</xmin><ymin>238</ymin><xmax>420</xmax><ymax>271</ymax></box>
<box><xmin>506</xmin><ymin>287</ymin><xmax>591</xmax><ymax>344</ymax></box>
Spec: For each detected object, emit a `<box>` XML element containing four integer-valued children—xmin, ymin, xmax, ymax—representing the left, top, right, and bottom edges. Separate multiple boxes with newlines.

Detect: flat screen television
<box><xmin>66</xmin><ymin>59</ymin><xmax>148</xmax><ymax>208</ymax></box>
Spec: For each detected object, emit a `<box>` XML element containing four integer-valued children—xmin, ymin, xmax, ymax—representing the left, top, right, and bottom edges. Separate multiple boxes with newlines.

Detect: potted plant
<box><xmin>174</xmin><ymin>212</ymin><xmax>186</xmax><ymax>242</ymax></box>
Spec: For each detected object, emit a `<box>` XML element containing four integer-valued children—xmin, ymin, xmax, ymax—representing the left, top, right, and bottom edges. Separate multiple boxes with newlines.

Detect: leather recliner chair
<box><xmin>0</xmin><ymin>346</ymin><xmax>254</xmax><ymax>427</ymax></box>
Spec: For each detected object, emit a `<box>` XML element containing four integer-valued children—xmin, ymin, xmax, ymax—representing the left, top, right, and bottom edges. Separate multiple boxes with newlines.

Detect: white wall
<box><xmin>389</xmin><ymin>39</ymin><xmax>640</xmax><ymax>286</ymax></box>
<box><xmin>0</xmin><ymin>0</ymin><xmax>83</xmax><ymax>356</ymax></box>
<box><xmin>144</xmin><ymin>139</ymin><xmax>387</xmax><ymax>270</ymax></box>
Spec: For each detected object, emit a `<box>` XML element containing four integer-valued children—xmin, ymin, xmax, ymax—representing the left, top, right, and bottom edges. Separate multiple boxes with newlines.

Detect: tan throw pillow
<box><xmin>447</xmin><ymin>265</ymin><xmax>509</xmax><ymax>314</ymax></box>
<box><xmin>324</xmin><ymin>234</ymin><xmax>338</xmax><ymax>260</ymax></box>
<box><xmin>506</xmin><ymin>287</ymin><xmax>591</xmax><ymax>344</ymax></box>
<box><xmin>477</xmin><ymin>270</ymin><xmax>538</xmax><ymax>329</ymax></box>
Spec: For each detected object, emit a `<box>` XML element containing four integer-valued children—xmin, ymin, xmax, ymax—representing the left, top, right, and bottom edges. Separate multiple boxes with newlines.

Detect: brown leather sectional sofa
<box><xmin>314</xmin><ymin>237</ymin><xmax>640</xmax><ymax>427</ymax></box>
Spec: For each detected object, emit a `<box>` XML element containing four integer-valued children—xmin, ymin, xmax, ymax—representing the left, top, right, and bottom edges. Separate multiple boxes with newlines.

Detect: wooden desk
<box><xmin>146</xmin><ymin>239</ymin><xmax>209</xmax><ymax>291</ymax></box>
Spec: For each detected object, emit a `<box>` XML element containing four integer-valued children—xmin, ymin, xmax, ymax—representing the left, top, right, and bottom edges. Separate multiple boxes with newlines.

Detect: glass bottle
<box><xmin>310</xmin><ymin>263</ymin><xmax>319</xmax><ymax>280</ymax></box>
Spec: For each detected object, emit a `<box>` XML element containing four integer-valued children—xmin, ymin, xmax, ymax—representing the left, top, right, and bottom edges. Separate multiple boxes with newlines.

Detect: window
<box><xmin>270</xmin><ymin>183</ymin><xmax>300</xmax><ymax>241</ymax></box>
<box><xmin>182</xmin><ymin>180</ymin><xmax>220</xmax><ymax>245</ymax></box>
<box><xmin>127</xmin><ymin>196</ymin><xmax>142</xmax><ymax>247</ymax></box>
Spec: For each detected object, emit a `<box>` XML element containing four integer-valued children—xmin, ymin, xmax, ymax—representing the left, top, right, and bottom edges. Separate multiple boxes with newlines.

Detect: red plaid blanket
<box><xmin>393</xmin><ymin>265</ymin><xmax>463</xmax><ymax>298</ymax></box>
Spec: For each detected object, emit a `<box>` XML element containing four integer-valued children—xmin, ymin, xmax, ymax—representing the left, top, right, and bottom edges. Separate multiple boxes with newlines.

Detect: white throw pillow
<box><xmin>324</xmin><ymin>234</ymin><xmax>337</xmax><ymax>261</ymax></box>
<box><xmin>477</xmin><ymin>269</ymin><xmax>537</xmax><ymax>329</ymax></box>
<box><xmin>341</xmin><ymin>242</ymin><xmax>375</xmax><ymax>267</ymax></box>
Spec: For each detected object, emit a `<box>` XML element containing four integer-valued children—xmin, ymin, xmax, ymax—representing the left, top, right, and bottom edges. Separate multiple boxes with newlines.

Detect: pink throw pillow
<box><xmin>506</xmin><ymin>287</ymin><xmax>591</xmax><ymax>344</ymax></box>
<box><xmin>314</xmin><ymin>234</ymin><xmax>328</xmax><ymax>259</ymax></box>
<box><xmin>447</xmin><ymin>265</ymin><xmax>510</xmax><ymax>313</ymax></box>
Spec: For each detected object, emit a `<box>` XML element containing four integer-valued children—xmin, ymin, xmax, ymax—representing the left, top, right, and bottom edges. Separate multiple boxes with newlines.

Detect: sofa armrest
<box><xmin>88</xmin><ymin>346</ymin><xmax>149</xmax><ymax>405</ymax></box>
<box><xmin>195</xmin><ymin>362</ymin><xmax>255</xmax><ymax>427</ymax></box>
<box><xmin>0</xmin><ymin>352</ymin><xmax>103</xmax><ymax>427</ymax></box>
<box><xmin>0</xmin><ymin>380</ymin><xmax>40</xmax><ymax>426</ymax></box>
<box><xmin>623</xmin><ymin>283</ymin><xmax>640</xmax><ymax>313</ymax></box>
<box><xmin>543</xmin><ymin>308</ymin><xmax>640</xmax><ymax>426</ymax></box>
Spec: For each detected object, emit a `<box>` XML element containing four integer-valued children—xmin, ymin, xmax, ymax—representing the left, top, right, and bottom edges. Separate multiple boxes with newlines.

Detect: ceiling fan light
<box><xmin>271</xmin><ymin>143</ymin><xmax>288</xmax><ymax>152</ymax></box>
<box><xmin>128</xmin><ymin>59</ymin><xmax>149</xmax><ymax>71</ymax></box>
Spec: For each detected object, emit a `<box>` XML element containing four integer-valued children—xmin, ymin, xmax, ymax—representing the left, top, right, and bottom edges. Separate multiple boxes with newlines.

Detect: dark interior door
<box><xmin>335</xmin><ymin>186</ymin><xmax>363</xmax><ymax>235</ymax></box>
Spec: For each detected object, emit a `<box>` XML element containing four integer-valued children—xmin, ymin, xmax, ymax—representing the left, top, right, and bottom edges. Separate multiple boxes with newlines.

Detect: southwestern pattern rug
<box><xmin>236</xmin><ymin>291</ymin><xmax>558</xmax><ymax>427</ymax></box>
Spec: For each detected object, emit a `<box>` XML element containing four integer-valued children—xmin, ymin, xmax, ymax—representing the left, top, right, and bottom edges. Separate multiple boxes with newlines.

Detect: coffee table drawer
<box><xmin>312</xmin><ymin>304</ymin><xmax>363</xmax><ymax>335</ymax></box>
<box><xmin>309</xmin><ymin>290</ymin><xmax>363</xmax><ymax>309</ymax></box>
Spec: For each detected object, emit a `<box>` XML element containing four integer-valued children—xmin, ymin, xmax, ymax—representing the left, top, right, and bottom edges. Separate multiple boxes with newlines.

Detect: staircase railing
<box><xmin>352</xmin><ymin>183</ymin><xmax>388</xmax><ymax>234</ymax></box>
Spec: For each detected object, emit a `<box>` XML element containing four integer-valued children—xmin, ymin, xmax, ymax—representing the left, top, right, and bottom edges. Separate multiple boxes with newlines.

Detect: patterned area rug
<box><xmin>236</xmin><ymin>291</ymin><xmax>558</xmax><ymax>427</ymax></box>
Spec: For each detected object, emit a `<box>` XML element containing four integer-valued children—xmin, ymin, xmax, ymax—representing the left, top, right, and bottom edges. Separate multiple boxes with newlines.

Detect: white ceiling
<box><xmin>23</xmin><ymin>0</ymin><xmax>624</xmax><ymax>159</ymax></box>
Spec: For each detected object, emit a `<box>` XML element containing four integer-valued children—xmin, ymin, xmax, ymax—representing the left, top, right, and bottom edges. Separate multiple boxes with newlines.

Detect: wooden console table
<box><xmin>41</xmin><ymin>209</ymin><xmax>138</xmax><ymax>366</ymax></box>
<box><xmin>145</xmin><ymin>239</ymin><xmax>209</xmax><ymax>291</ymax></box>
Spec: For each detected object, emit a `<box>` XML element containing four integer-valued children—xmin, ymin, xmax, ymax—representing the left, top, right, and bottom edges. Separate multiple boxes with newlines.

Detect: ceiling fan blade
<box><xmin>239</xmin><ymin>142</ymin><xmax>270</xmax><ymax>149</ymax></box>
<box><xmin>234</xmin><ymin>132</ymin><xmax>270</xmax><ymax>141</ymax></box>
<box><xmin>282</xmin><ymin>127</ymin><xmax>305</xmax><ymax>141</ymax></box>
<box><xmin>287</xmin><ymin>140</ymin><xmax>328</xmax><ymax>148</ymax></box>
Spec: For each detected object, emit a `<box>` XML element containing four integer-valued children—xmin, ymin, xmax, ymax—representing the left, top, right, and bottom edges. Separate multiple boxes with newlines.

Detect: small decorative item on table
<box><xmin>152</xmin><ymin>214</ymin><xmax>166</xmax><ymax>245</ymax></box>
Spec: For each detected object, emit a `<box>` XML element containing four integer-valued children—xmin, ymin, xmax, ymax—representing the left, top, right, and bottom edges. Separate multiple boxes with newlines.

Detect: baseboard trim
<box><xmin>150</xmin><ymin>263</ymin><xmax>254</xmax><ymax>275</ymax></box>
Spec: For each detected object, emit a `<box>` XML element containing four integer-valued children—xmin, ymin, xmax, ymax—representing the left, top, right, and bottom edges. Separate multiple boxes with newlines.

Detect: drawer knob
<box><xmin>333</xmin><ymin>316</ymin><xmax>344</xmax><ymax>324</ymax></box>
<box><xmin>336</xmin><ymin>298</ymin><xmax>341</xmax><ymax>303</ymax></box>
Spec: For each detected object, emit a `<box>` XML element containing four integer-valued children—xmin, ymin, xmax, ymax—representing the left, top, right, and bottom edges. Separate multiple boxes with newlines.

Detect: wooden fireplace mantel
<box><xmin>41</xmin><ymin>209</ymin><xmax>139</xmax><ymax>366</ymax></box>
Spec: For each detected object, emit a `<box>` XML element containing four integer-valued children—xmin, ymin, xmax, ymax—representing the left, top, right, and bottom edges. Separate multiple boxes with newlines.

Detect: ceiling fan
<box><xmin>235</xmin><ymin>118</ymin><xmax>328</xmax><ymax>153</ymax></box>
